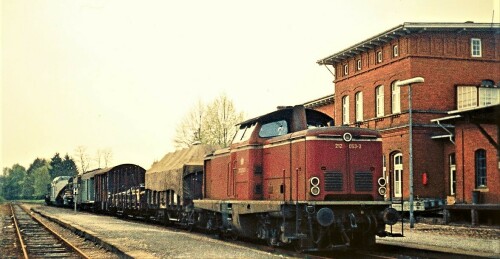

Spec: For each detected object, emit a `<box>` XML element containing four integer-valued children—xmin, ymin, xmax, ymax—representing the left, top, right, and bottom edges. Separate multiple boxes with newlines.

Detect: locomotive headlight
<box><xmin>378</xmin><ymin>186</ymin><xmax>387</xmax><ymax>196</ymax></box>
<box><xmin>310</xmin><ymin>177</ymin><xmax>320</xmax><ymax>186</ymax></box>
<box><xmin>342</xmin><ymin>132</ymin><xmax>353</xmax><ymax>142</ymax></box>
<box><xmin>311</xmin><ymin>186</ymin><xmax>320</xmax><ymax>196</ymax></box>
<box><xmin>377</xmin><ymin>177</ymin><xmax>387</xmax><ymax>187</ymax></box>
<box><xmin>310</xmin><ymin>177</ymin><xmax>320</xmax><ymax>196</ymax></box>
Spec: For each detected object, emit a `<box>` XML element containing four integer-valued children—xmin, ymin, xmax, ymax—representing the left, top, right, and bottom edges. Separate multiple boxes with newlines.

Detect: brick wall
<box><xmin>330</xmin><ymin>30</ymin><xmax>499</xmax><ymax>201</ymax></box>
<box><xmin>454</xmin><ymin>123</ymin><xmax>499</xmax><ymax>204</ymax></box>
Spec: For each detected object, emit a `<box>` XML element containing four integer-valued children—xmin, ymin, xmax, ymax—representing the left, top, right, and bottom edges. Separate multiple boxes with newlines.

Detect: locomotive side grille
<box><xmin>355</xmin><ymin>172</ymin><xmax>373</xmax><ymax>191</ymax></box>
<box><xmin>324</xmin><ymin>172</ymin><xmax>343</xmax><ymax>191</ymax></box>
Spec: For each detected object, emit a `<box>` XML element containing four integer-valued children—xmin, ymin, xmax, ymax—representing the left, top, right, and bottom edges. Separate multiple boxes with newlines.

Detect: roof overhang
<box><xmin>317</xmin><ymin>22</ymin><xmax>500</xmax><ymax>66</ymax></box>
<box><xmin>303</xmin><ymin>94</ymin><xmax>334</xmax><ymax>109</ymax></box>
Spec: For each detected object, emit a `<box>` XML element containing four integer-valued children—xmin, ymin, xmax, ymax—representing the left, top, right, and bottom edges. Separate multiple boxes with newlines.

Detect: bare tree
<box><xmin>174</xmin><ymin>100</ymin><xmax>206</xmax><ymax>149</ymax></box>
<box><xmin>95</xmin><ymin>149</ymin><xmax>103</xmax><ymax>168</ymax></box>
<box><xmin>74</xmin><ymin>146</ymin><xmax>91</xmax><ymax>174</ymax></box>
<box><xmin>102</xmin><ymin>148</ymin><xmax>113</xmax><ymax>167</ymax></box>
<box><xmin>205</xmin><ymin>94</ymin><xmax>244</xmax><ymax>147</ymax></box>
<box><xmin>173</xmin><ymin>93</ymin><xmax>244</xmax><ymax>149</ymax></box>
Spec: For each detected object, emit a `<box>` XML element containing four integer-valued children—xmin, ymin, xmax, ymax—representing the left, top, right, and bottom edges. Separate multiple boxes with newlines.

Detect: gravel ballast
<box><xmin>30</xmin><ymin>205</ymin><xmax>294</xmax><ymax>258</ymax></box>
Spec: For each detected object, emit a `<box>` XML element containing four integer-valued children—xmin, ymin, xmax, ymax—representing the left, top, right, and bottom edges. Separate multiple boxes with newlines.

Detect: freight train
<box><xmin>48</xmin><ymin>105</ymin><xmax>401</xmax><ymax>252</ymax></box>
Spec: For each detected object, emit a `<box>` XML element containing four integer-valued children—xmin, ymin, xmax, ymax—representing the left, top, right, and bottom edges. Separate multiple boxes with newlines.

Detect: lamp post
<box><xmin>396</xmin><ymin>76</ymin><xmax>425</xmax><ymax>229</ymax></box>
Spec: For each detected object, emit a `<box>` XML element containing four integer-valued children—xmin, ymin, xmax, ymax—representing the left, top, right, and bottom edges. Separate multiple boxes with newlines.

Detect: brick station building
<box><xmin>313</xmin><ymin>22</ymin><xmax>500</xmax><ymax>215</ymax></box>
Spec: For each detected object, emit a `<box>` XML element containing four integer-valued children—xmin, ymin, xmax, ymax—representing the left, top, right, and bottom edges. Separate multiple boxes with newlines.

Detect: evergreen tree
<box><xmin>49</xmin><ymin>153</ymin><xmax>64</xmax><ymax>178</ymax></box>
<box><xmin>62</xmin><ymin>154</ymin><xmax>78</xmax><ymax>176</ymax></box>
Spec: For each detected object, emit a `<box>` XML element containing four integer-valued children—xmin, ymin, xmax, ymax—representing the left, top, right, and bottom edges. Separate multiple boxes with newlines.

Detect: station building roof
<box><xmin>317</xmin><ymin>22</ymin><xmax>500</xmax><ymax>66</ymax></box>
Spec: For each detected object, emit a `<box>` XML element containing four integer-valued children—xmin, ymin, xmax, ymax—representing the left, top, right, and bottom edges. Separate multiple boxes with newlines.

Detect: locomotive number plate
<box><xmin>348</xmin><ymin>143</ymin><xmax>362</xmax><ymax>149</ymax></box>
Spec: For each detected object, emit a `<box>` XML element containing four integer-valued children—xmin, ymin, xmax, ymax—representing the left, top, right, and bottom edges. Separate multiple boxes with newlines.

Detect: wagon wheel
<box><xmin>186</xmin><ymin>212</ymin><xmax>196</xmax><ymax>232</ymax></box>
<box><xmin>186</xmin><ymin>224</ymin><xmax>194</xmax><ymax>232</ymax></box>
<box><xmin>292</xmin><ymin>240</ymin><xmax>304</xmax><ymax>253</ymax></box>
<box><xmin>228</xmin><ymin>232</ymin><xmax>238</xmax><ymax>241</ymax></box>
<box><xmin>222</xmin><ymin>230</ymin><xmax>238</xmax><ymax>241</ymax></box>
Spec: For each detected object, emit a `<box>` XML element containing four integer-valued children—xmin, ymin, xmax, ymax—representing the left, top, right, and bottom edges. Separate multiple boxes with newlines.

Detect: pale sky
<box><xmin>2</xmin><ymin>0</ymin><xmax>499</xmax><ymax>172</ymax></box>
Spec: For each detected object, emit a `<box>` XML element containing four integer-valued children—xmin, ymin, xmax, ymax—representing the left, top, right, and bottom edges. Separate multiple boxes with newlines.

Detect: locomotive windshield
<box><xmin>231</xmin><ymin>106</ymin><xmax>334</xmax><ymax>142</ymax></box>
<box><xmin>305</xmin><ymin>109</ymin><xmax>333</xmax><ymax>128</ymax></box>
<box><xmin>232</xmin><ymin>123</ymin><xmax>256</xmax><ymax>143</ymax></box>
<box><xmin>259</xmin><ymin>120</ymin><xmax>288</xmax><ymax>138</ymax></box>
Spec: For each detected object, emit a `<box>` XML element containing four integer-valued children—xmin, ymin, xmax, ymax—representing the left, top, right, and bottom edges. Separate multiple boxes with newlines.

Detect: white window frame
<box><xmin>457</xmin><ymin>86</ymin><xmax>478</xmax><ymax>110</ymax></box>
<box><xmin>475</xmin><ymin>149</ymin><xmax>487</xmax><ymax>188</ymax></box>
<box><xmin>376</xmin><ymin>85</ymin><xmax>384</xmax><ymax>117</ymax></box>
<box><xmin>342</xmin><ymin>95</ymin><xmax>350</xmax><ymax>125</ymax></box>
<box><xmin>391</xmin><ymin>81</ymin><xmax>401</xmax><ymax>114</ymax></box>
<box><xmin>356</xmin><ymin>59</ymin><xmax>362</xmax><ymax>71</ymax></box>
<box><xmin>450</xmin><ymin>154</ymin><xmax>456</xmax><ymax>195</ymax></box>
<box><xmin>355</xmin><ymin>92</ymin><xmax>363</xmax><ymax>122</ymax></box>
<box><xmin>479</xmin><ymin>87</ymin><xmax>500</xmax><ymax>106</ymax></box>
<box><xmin>393</xmin><ymin>45</ymin><xmax>399</xmax><ymax>57</ymax></box>
<box><xmin>393</xmin><ymin>153</ymin><xmax>403</xmax><ymax>198</ymax></box>
<box><xmin>471</xmin><ymin>38</ymin><xmax>482</xmax><ymax>57</ymax></box>
<box><xmin>343</xmin><ymin>64</ymin><xmax>349</xmax><ymax>76</ymax></box>
<box><xmin>377</xmin><ymin>51</ymin><xmax>383</xmax><ymax>63</ymax></box>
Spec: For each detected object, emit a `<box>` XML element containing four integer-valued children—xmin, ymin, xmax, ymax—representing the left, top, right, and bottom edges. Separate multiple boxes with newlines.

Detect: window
<box><xmin>344</xmin><ymin>64</ymin><xmax>349</xmax><ymax>76</ymax></box>
<box><xmin>232</xmin><ymin>123</ymin><xmax>256</xmax><ymax>143</ymax></box>
<box><xmin>377</xmin><ymin>51</ymin><xmax>383</xmax><ymax>63</ymax></box>
<box><xmin>471</xmin><ymin>38</ymin><xmax>482</xmax><ymax>57</ymax></box>
<box><xmin>449</xmin><ymin>154</ymin><xmax>456</xmax><ymax>195</ymax></box>
<box><xmin>356</xmin><ymin>59</ymin><xmax>362</xmax><ymax>71</ymax></box>
<box><xmin>479</xmin><ymin>87</ymin><xmax>500</xmax><ymax>106</ymax></box>
<box><xmin>355</xmin><ymin>92</ymin><xmax>363</xmax><ymax>122</ymax></box>
<box><xmin>383</xmin><ymin>155</ymin><xmax>387</xmax><ymax>179</ymax></box>
<box><xmin>457</xmin><ymin>86</ymin><xmax>478</xmax><ymax>110</ymax></box>
<box><xmin>457</xmin><ymin>85</ymin><xmax>500</xmax><ymax>110</ymax></box>
<box><xmin>376</xmin><ymin>85</ymin><xmax>384</xmax><ymax>117</ymax></box>
<box><xmin>393</xmin><ymin>153</ymin><xmax>403</xmax><ymax>198</ymax></box>
<box><xmin>391</xmin><ymin>81</ymin><xmax>401</xmax><ymax>114</ymax></box>
<box><xmin>475</xmin><ymin>149</ymin><xmax>487</xmax><ymax>188</ymax></box>
<box><xmin>393</xmin><ymin>45</ymin><xmax>399</xmax><ymax>57</ymax></box>
<box><xmin>259</xmin><ymin>120</ymin><xmax>288</xmax><ymax>138</ymax></box>
<box><xmin>342</xmin><ymin>95</ymin><xmax>350</xmax><ymax>125</ymax></box>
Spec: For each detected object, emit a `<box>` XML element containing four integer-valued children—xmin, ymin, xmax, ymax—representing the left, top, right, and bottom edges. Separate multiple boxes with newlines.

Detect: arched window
<box><xmin>342</xmin><ymin>95</ymin><xmax>350</xmax><ymax>125</ymax></box>
<box><xmin>449</xmin><ymin>153</ymin><xmax>456</xmax><ymax>195</ymax></box>
<box><xmin>355</xmin><ymin>92</ymin><xmax>363</xmax><ymax>122</ymax></box>
<box><xmin>475</xmin><ymin>149</ymin><xmax>487</xmax><ymax>188</ymax></box>
<box><xmin>393</xmin><ymin>153</ymin><xmax>403</xmax><ymax>198</ymax></box>
<box><xmin>376</xmin><ymin>85</ymin><xmax>384</xmax><ymax>117</ymax></box>
<box><xmin>391</xmin><ymin>81</ymin><xmax>401</xmax><ymax>114</ymax></box>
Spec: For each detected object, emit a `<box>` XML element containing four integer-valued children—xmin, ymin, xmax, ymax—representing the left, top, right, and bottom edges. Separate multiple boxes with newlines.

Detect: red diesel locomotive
<box><xmin>193</xmin><ymin>105</ymin><xmax>399</xmax><ymax>251</ymax></box>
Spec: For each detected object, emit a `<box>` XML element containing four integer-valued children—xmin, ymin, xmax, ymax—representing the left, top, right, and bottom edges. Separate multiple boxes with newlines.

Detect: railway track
<box><xmin>10</xmin><ymin>203</ymin><xmax>90</xmax><ymax>259</ymax></box>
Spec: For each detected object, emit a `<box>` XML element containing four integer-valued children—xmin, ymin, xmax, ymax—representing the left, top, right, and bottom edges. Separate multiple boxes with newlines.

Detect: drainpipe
<box><xmin>462</xmin><ymin>128</ymin><xmax>465</xmax><ymax>203</ymax></box>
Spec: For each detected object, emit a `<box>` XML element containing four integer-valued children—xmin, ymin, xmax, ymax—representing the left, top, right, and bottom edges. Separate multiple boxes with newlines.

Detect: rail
<box><xmin>10</xmin><ymin>203</ymin><xmax>91</xmax><ymax>259</ymax></box>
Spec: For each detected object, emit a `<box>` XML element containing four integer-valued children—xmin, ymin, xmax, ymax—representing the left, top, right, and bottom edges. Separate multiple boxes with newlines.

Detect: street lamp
<box><xmin>395</xmin><ymin>76</ymin><xmax>425</xmax><ymax>229</ymax></box>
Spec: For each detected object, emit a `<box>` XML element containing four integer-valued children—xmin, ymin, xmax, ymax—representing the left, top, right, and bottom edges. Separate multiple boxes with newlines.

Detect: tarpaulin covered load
<box><xmin>145</xmin><ymin>144</ymin><xmax>216</xmax><ymax>200</ymax></box>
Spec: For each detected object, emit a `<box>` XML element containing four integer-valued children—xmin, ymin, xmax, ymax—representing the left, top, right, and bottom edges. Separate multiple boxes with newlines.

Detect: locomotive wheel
<box><xmin>350</xmin><ymin>232</ymin><xmax>375</xmax><ymax>248</ymax></box>
<box><xmin>293</xmin><ymin>241</ymin><xmax>304</xmax><ymax>253</ymax></box>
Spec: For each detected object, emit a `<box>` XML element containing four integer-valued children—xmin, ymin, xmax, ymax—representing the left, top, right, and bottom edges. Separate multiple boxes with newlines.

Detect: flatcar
<box><xmin>145</xmin><ymin>144</ymin><xmax>216</xmax><ymax>225</ymax></box>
